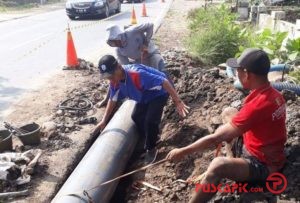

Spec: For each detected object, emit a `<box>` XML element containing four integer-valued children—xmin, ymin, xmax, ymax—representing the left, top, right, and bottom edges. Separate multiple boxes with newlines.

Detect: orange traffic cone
<box><xmin>141</xmin><ymin>2</ymin><xmax>147</xmax><ymax>17</ymax></box>
<box><xmin>66</xmin><ymin>27</ymin><xmax>78</xmax><ymax>68</ymax></box>
<box><xmin>131</xmin><ymin>6</ymin><xmax>137</xmax><ymax>25</ymax></box>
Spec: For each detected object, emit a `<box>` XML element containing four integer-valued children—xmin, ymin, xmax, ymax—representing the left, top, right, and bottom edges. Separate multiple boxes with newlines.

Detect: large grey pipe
<box><xmin>52</xmin><ymin>100</ymin><xmax>138</xmax><ymax>203</ymax></box>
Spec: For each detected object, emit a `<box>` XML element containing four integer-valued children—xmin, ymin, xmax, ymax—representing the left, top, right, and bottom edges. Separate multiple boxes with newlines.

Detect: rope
<box><xmin>60</xmin><ymin>158</ymin><xmax>168</xmax><ymax>201</ymax></box>
<box><xmin>85</xmin><ymin>158</ymin><xmax>168</xmax><ymax>192</ymax></box>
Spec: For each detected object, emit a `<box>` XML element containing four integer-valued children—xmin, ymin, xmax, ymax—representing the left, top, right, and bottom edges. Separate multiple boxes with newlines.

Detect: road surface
<box><xmin>0</xmin><ymin>0</ymin><xmax>171</xmax><ymax>121</ymax></box>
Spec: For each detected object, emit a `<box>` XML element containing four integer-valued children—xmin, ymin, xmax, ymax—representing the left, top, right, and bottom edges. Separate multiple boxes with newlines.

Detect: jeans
<box><xmin>131</xmin><ymin>95</ymin><xmax>168</xmax><ymax>150</ymax></box>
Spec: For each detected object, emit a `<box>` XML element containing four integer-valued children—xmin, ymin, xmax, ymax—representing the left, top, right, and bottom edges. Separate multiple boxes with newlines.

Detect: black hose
<box><xmin>58</xmin><ymin>98</ymin><xmax>93</xmax><ymax>111</ymax></box>
<box><xmin>272</xmin><ymin>82</ymin><xmax>300</xmax><ymax>95</ymax></box>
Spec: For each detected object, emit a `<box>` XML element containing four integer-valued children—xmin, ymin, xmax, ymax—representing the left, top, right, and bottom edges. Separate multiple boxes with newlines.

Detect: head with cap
<box><xmin>106</xmin><ymin>24</ymin><xmax>124</xmax><ymax>47</ymax></box>
<box><xmin>226</xmin><ymin>48</ymin><xmax>270</xmax><ymax>89</ymax></box>
<box><xmin>98</xmin><ymin>55</ymin><xmax>124</xmax><ymax>83</ymax></box>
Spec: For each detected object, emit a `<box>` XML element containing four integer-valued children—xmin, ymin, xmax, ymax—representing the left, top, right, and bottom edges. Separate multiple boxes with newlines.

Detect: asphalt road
<box><xmin>0</xmin><ymin>0</ymin><xmax>171</xmax><ymax>120</ymax></box>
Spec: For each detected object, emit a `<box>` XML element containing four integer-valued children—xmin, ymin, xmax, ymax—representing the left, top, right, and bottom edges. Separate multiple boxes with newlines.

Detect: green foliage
<box><xmin>286</xmin><ymin>38</ymin><xmax>300</xmax><ymax>84</ymax></box>
<box><xmin>289</xmin><ymin>70</ymin><xmax>300</xmax><ymax>83</ymax></box>
<box><xmin>185</xmin><ymin>4</ymin><xmax>299</xmax><ymax>67</ymax></box>
<box><xmin>237</xmin><ymin>28</ymin><xmax>289</xmax><ymax>63</ymax></box>
<box><xmin>186</xmin><ymin>5</ymin><xmax>247</xmax><ymax>65</ymax></box>
<box><xmin>285</xmin><ymin>38</ymin><xmax>300</xmax><ymax>61</ymax></box>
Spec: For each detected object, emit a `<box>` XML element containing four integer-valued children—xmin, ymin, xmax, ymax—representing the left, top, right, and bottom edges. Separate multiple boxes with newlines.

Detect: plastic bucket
<box><xmin>0</xmin><ymin>129</ymin><xmax>13</xmax><ymax>152</ymax></box>
<box><xmin>18</xmin><ymin>123</ymin><xmax>41</xmax><ymax>145</ymax></box>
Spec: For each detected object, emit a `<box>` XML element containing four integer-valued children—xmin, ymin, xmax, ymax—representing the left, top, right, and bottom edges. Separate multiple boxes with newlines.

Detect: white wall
<box><xmin>258</xmin><ymin>12</ymin><xmax>300</xmax><ymax>40</ymax></box>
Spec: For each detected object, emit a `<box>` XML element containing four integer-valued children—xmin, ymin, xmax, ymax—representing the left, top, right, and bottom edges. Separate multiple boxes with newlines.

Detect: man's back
<box><xmin>109</xmin><ymin>64</ymin><xmax>168</xmax><ymax>103</ymax></box>
<box><xmin>117</xmin><ymin>24</ymin><xmax>157</xmax><ymax>61</ymax></box>
<box><xmin>232</xmin><ymin>84</ymin><xmax>287</xmax><ymax>171</ymax></box>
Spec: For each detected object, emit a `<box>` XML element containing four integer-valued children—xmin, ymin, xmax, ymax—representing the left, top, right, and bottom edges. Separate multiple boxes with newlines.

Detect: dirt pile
<box><xmin>121</xmin><ymin>49</ymin><xmax>300</xmax><ymax>203</ymax></box>
<box><xmin>38</xmin><ymin>61</ymin><xmax>108</xmax><ymax>152</ymax></box>
<box><xmin>0</xmin><ymin>60</ymin><xmax>108</xmax><ymax>198</ymax></box>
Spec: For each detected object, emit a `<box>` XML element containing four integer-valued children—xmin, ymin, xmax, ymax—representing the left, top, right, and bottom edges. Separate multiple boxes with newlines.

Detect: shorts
<box><xmin>232</xmin><ymin>137</ymin><xmax>270</xmax><ymax>183</ymax></box>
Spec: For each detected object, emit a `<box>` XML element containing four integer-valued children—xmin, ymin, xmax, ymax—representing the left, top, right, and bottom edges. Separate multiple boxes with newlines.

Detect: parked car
<box><xmin>66</xmin><ymin>0</ymin><xmax>121</xmax><ymax>20</ymax></box>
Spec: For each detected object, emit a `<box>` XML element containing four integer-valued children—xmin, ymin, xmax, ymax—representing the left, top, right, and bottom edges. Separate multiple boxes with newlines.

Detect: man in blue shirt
<box><xmin>97</xmin><ymin>23</ymin><xmax>165</xmax><ymax>108</ymax></box>
<box><xmin>94</xmin><ymin>55</ymin><xmax>189</xmax><ymax>163</ymax></box>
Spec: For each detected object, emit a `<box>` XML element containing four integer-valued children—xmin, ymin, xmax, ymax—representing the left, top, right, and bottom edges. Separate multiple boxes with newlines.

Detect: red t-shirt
<box><xmin>231</xmin><ymin>83</ymin><xmax>287</xmax><ymax>170</ymax></box>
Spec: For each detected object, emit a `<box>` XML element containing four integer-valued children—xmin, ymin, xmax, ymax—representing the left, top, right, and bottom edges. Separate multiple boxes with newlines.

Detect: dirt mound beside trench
<box><xmin>112</xmin><ymin>49</ymin><xmax>300</xmax><ymax>203</ymax></box>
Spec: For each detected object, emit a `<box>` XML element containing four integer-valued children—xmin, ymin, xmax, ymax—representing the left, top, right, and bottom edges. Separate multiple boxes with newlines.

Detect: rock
<box><xmin>75</xmin><ymin>126</ymin><xmax>82</xmax><ymax>131</ymax></box>
<box><xmin>99</xmin><ymin>86</ymin><xmax>107</xmax><ymax>92</ymax></box>
<box><xmin>65</xmin><ymin>112</ymin><xmax>71</xmax><ymax>117</ymax></box>
<box><xmin>206</xmin><ymin>125</ymin><xmax>215</xmax><ymax>133</ymax></box>
<box><xmin>203</xmin><ymin>101</ymin><xmax>210</xmax><ymax>108</ymax></box>
<box><xmin>207</xmin><ymin>92</ymin><xmax>215</xmax><ymax>101</ymax></box>
<box><xmin>163</xmin><ymin>188</ymin><xmax>171</xmax><ymax>196</ymax></box>
<box><xmin>170</xmin><ymin>193</ymin><xmax>179</xmax><ymax>201</ymax></box>
<box><xmin>178</xmin><ymin>183</ymin><xmax>187</xmax><ymax>190</ymax></box>
<box><xmin>56</xmin><ymin>110</ymin><xmax>64</xmax><ymax>116</ymax></box>
<box><xmin>41</xmin><ymin>121</ymin><xmax>57</xmax><ymax>132</ymax></box>
<box><xmin>231</xmin><ymin>100</ymin><xmax>242</xmax><ymax>108</ymax></box>
<box><xmin>208</xmin><ymin>68</ymin><xmax>220</xmax><ymax>78</ymax></box>
<box><xmin>41</xmin><ymin>121</ymin><xmax>57</xmax><ymax>137</ymax></box>
<box><xmin>211</xmin><ymin>116</ymin><xmax>222</xmax><ymax>125</ymax></box>
<box><xmin>86</xmin><ymin>110</ymin><xmax>95</xmax><ymax>116</ymax></box>
<box><xmin>64</xmin><ymin>116</ymin><xmax>73</xmax><ymax>123</ymax></box>
<box><xmin>165</xmin><ymin>162</ymin><xmax>173</xmax><ymax>167</ymax></box>
<box><xmin>282</xmin><ymin>89</ymin><xmax>297</xmax><ymax>101</ymax></box>
<box><xmin>64</xmin><ymin>121</ymin><xmax>75</xmax><ymax>129</ymax></box>
<box><xmin>15</xmin><ymin>145</ymin><xmax>25</xmax><ymax>152</ymax></box>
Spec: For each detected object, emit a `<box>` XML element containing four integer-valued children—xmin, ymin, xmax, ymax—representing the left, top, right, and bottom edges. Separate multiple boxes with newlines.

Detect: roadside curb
<box><xmin>0</xmin><ymin>3</ymin><xmax>65</xmax><ymax>23</ymax></box>
<box><xmin>0</xmin><ymin>14</ymin><xmax>32</xmax><ymax>22</ymax></box>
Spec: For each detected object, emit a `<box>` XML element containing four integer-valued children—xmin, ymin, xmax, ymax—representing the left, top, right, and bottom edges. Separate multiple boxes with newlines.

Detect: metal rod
<box><xmin>0</xmin><ymin>190</ymin><xmax>29</xmax><ymax>198</ymax></box>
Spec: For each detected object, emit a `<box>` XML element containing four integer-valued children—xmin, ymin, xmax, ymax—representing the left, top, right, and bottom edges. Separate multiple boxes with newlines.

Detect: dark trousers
<box><xmin>131</xmin><ymin>95</ymin><xmax>168</xmax><ymax>151</ymax></box>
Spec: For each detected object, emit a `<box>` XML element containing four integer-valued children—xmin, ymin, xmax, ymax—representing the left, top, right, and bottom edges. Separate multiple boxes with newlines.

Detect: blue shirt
<box><xmin>109</xmin><ymin>64</ymin><xmax>168</xmax><ymax>104</ymax></box>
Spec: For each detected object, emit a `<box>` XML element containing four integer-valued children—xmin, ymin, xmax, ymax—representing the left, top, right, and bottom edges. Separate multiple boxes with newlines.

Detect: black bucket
<box><xmin>0</xmin><ymin>129</ymin><xmax>13</xmax><ymax>152</ymax></box>
<box><xmin>18</xmin><ymin>123</ymin><xmax>41</xmax><ymax>145</ymax></box>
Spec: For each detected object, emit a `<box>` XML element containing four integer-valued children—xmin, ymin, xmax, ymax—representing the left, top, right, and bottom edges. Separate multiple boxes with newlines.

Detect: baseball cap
<box><xmin>98</xmin><ymin>55</ymin><xmax>118</xmax><ymax>79</ymax></box>
<box><xmin>226</xmin><ymin>48</ymin><xmax>270</xmax><ymax>75</ymax></box>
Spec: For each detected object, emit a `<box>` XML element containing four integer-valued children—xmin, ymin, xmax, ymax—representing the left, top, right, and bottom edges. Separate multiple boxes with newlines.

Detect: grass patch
<box><xmin>289</xmin><ymin>69</ymin><xmax>300</xmax><ymax>84</ymax></box>
<box><xmin>185</xmin><ymin>5</ymin><xmax>248</xmax><ymax>66</ymax></box>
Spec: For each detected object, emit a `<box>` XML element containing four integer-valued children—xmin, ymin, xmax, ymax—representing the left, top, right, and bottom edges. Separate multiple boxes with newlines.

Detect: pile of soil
<box><xmin>0</xmin><ymin>60</ymin><xmax>108</xmax><ymax>200</ymax></box>
<box><xmin>19</xmin><ymin>60</ymin><xmax>105</xmax><ymax>153</ymax></box>
<box><xmin>112</xmin><ymin>49</ymin><xmax>300</xmax><ymax>203</ymax></box>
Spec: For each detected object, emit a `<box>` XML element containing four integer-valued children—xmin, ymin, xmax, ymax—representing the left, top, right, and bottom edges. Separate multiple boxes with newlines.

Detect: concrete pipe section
<box><xmin>52</xmin><ymin>100</ymin><xmax>138</xmax><ymax>203</ymax></box>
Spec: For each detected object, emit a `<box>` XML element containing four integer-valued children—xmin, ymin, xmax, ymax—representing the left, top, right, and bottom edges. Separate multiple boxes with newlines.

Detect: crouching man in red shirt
<box><xmin>166</xmin><ymin>48</ymin><xmax>287</xmax><ymax>202</ymax></box>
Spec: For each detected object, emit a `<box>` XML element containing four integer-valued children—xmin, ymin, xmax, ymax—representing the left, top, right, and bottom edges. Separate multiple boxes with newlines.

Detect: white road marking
<box><xmin>9</xmin><ymin>33</ymin><xmax>53</xmax><ymax>50</ymax></box>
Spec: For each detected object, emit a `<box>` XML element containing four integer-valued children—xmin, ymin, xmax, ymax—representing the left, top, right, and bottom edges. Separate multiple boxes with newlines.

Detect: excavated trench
<box><xmin>5</xmin><ymin>51</ymin><xmax>298</xmax><ymax>203</ymax></box>
<box><xmin>110</xmin><ymin>50</ymin><xmax>300</xmax><ymax>203</ymax></box>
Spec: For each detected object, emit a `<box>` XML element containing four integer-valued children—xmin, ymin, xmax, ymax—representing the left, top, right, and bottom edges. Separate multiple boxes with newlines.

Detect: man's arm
<box><xmin>162</xmin><ymin>79</ymin><xmax>189</xmax><ymax>117</ymax></box>
<box><xmin>93</xmin><ymin>99</ymin><xmax>117</xmax><ymax>135</ymax></box>
<box><xmin>101</xmin><ymin>99</ymin><xmax>117</xmax><ymax>124</ymax></box>
<box><xmin>162</xmin><ymin>79</ymin><xmax>180</xmax><ymax>103</ymax></box>
<box><xmin>166</xmin><ymin>123</ymin><xmax>241</xmax><ymax>161</ymax></box>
